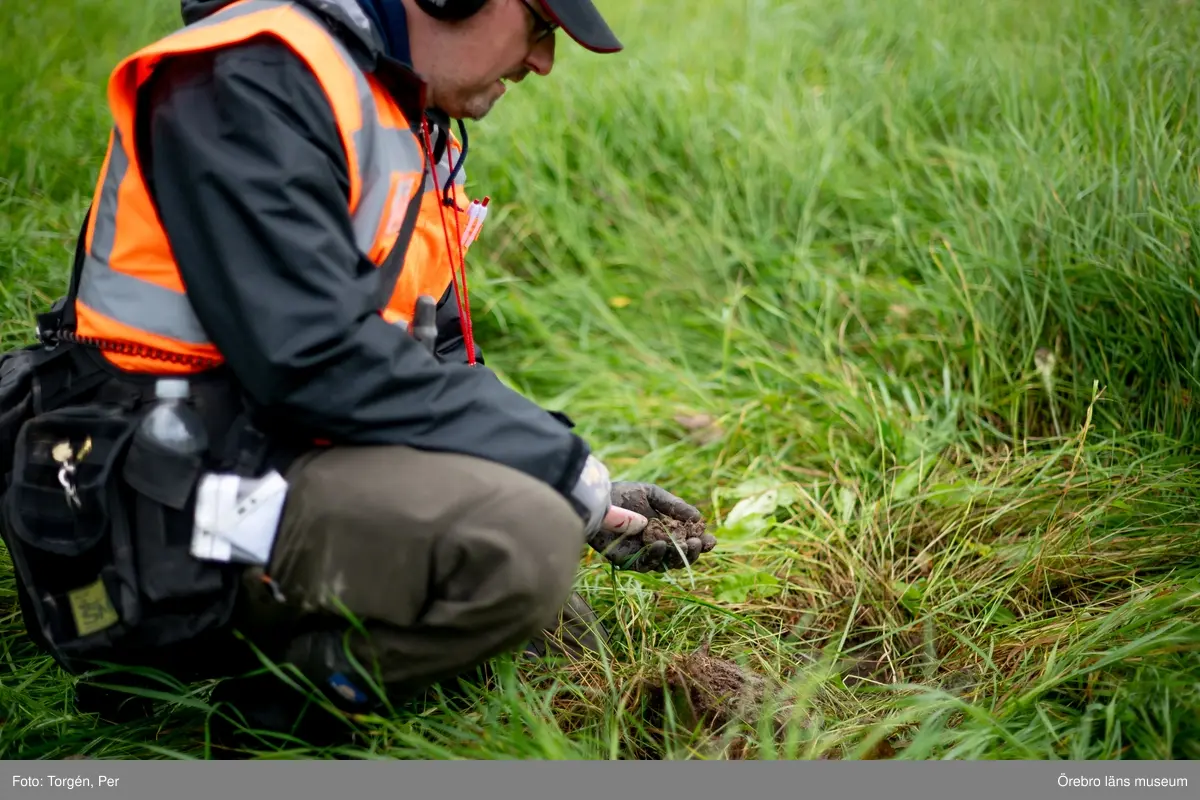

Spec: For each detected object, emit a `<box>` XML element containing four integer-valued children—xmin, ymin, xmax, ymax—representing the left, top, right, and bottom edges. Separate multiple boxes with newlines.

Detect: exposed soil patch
<box><xmin>655</xmin><ymin>650</ymin><xmax>768</xmax><ymax>731</ymax></box>
<box><xmin>839</xmin><ymin>642</ymin><xmax>893</xmax><ymax>687</ymax></box>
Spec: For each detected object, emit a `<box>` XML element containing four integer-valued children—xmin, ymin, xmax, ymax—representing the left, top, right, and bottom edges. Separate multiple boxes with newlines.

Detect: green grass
<box><xmin>3</xmin><ymin>0</ymin><xmax>1200</xmax><ymax>760</ymax></box>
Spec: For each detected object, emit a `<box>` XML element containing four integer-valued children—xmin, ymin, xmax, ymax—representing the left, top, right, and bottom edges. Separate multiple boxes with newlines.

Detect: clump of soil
<box><xmin>643</xmin><ymin>516</ymin><xmax>715</xmax><ymax>550</ymax></box>
<box><xmin>658</xmin><ymin>650</ymin><xmax>768</xmax><ymax>731</ymax></box>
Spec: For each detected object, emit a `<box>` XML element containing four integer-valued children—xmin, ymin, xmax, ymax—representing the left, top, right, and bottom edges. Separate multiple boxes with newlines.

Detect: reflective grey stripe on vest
<box><xmin>77</xmin><ymin>0</ymin><xmax>424</xmax><ymax>346</ymax></box>
<box><xmin>422</xmin><ymin>140</ymin><xmax>467</xmax><ymax>196</ymax></box>
<box><xmin>77</xmin><ymin>129</ymin><xmax>211</xmax><ymax>344</ymax></box>
<box><xmin>352</xmin><ymin>120</ymin><xmax>425</xmax><ymax>252</ymax></box>
<box><xmin>164</xmin><ymin>0</ymin><xmax>424</xmax><ymax>254</ymax></box>
<box><xmin>78</xmin><ymin>256</ymin><xmax>212</xmax><ymax>345</ymax></box>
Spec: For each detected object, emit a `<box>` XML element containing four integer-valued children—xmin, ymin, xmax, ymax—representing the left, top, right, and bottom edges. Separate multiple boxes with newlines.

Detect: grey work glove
<box><xmin>587</xmin><ymin>481</ymin><xmax>718</xmax><ymax>572</ymax></box>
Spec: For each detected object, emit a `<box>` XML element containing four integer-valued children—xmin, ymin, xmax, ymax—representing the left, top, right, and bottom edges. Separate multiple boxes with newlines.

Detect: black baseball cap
<box><xmin>536</xmin><ymin>0</ymin><xmax>623</xmax><ymax>53</ymax></box>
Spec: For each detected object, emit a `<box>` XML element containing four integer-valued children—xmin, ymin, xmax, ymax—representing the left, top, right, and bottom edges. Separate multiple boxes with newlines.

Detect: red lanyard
<box><xmin>420</xmin><ymin>118</ymin><xmax>476</xmax><ymax>366</ymax></box>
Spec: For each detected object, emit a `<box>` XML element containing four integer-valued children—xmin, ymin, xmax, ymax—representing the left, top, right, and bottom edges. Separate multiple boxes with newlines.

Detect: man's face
<box><xmin>429</xmin><ymin>0</ymin><xmax>558</xmax><ymax>120</ymax></box>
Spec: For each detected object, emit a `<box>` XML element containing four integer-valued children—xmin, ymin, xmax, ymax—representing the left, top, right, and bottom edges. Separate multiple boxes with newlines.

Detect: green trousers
<box><xmin>230</xmin><ymin>444</ymin><xmax>588</xmax><ymax>702</ymax></box>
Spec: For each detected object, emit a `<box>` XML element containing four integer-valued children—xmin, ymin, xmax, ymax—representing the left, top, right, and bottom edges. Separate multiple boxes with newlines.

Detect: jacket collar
<box><xmin>355</xmin><ymin>0</ymin><xmax>411</xmax><ymax>66</ymax></box>
<box><xmin>180</xmin><ymin>0</ymin><xmax>429</xmax><ymax>121</ymax></box>
<box><xmin>181</xmin><ymin>0</ymin><xmax>387</xmax><ymax>56</ymax></box>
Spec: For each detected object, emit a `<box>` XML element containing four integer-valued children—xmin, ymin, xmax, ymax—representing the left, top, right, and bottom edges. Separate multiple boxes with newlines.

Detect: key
<box><xmin>51</xmin><ymin>438</ymin><xmax>84</xmax><ymax>508</ymax></box>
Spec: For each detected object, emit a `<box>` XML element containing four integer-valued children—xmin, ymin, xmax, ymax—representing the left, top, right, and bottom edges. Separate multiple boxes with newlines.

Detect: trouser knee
<box><xmin>493</xmin><ymin>511</ymin><xmax>585</xmax><ymax>637</ymax></box>
<box><xmin>249</xmin><ymin>445</ymin><xmax>588</xmax><ymax>698</ymax></box>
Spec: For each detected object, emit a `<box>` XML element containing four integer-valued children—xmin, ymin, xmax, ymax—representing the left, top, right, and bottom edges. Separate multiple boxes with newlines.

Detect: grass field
<box><xmin>3</xmin><ymin>0</ymin><xmax>1200</xmax><ymax>760</ymax></box>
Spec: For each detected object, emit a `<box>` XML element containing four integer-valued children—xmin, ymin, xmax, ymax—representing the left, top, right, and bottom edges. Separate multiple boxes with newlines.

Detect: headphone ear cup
<box><xmin>414</xmin><ymin>0</ymin><xmax>488</xmax><ymax>21</ymax></box>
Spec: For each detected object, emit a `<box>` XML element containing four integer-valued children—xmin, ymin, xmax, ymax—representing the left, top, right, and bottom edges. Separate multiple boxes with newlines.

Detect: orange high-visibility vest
<box><xmin>74</xmin><ymin>0</ymin><xmax>471</xmax><ymax>373</ymax></box>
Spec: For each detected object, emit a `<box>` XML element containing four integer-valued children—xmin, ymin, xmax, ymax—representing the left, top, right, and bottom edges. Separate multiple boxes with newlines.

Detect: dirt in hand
<box><xmin>643</xmin><ymin>516</ymin><xmax>710</xmax><ymax>546</ymax></box>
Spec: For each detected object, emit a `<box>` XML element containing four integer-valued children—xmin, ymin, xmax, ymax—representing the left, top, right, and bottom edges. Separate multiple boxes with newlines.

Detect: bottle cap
<box><xmin>154</xmin><ymin>378</ymin><xmax>190</xmax><ymax>400</ymax></box>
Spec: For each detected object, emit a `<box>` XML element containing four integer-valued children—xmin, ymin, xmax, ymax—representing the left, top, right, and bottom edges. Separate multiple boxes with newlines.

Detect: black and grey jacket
<box><xmin>123</xmin><ymin>0</ymin><xmax>592</xmax><ymax>506</ymax></box>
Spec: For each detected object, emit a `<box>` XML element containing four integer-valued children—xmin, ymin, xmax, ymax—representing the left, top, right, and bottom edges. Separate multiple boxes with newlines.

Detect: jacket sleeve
<box><xmin>135</xmin><ymin>38</ymin><xmax>590</xmax><ymax>499</ymax></box>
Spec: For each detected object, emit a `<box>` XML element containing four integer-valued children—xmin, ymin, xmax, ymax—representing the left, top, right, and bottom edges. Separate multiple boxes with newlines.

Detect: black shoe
<box><xmin>206</xmin><ymin>672</ymin><xmax>362</xmax><ymax>754</ymax></box>
<box><xmin>73</xmin><ymin>679</ymin><xmax>160</xmax><ymax>724</ymax></box>
<box><xmin>524</xmin><ymin>592</ymin><xmax>610</xmax><ymax>660</ymax></box>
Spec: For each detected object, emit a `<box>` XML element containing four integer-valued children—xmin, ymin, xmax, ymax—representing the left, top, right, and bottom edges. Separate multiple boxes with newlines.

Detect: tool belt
<box><xmin>0</xmin><ymin>341</ymin><xmax>275</xmax><ymax>680</ymax></box>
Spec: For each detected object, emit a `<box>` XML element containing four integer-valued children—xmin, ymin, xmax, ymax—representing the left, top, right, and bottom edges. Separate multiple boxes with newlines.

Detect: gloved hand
<box><xmin>587</xmin><ymin>482</ymin><xmax>717</xmax><ymax>572</ymax></box>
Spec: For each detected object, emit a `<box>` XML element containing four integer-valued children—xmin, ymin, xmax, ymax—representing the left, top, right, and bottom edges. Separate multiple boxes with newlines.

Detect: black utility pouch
<box><xmin>2</xmin><ymin>403</ymin><xmax>143</xmax><ymax>672</ymax></box>
<box><xmin>123</xmin><ymin>430</ymin><xmax>228</xmax><ymax>605</ymax></box>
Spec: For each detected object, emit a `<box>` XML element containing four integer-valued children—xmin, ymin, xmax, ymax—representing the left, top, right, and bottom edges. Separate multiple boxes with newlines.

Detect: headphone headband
<box><xmin>414</xmin><ymin>0</ymin><xmax>488</xmax><ymax>21</ymax></box>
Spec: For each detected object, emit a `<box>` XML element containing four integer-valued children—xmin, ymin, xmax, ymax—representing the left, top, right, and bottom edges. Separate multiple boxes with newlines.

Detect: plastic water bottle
<box><xmin>135</xmin><ymin>378</ymin><xmax>208</xmax><ymax>457</ymax></box>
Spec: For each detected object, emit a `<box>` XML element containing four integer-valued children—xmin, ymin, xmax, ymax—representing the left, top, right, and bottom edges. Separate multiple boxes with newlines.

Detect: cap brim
<box><xmin>537</xmin><ymin>0</ymin><xmax>623</xmax><ymax>53</ymax></box>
